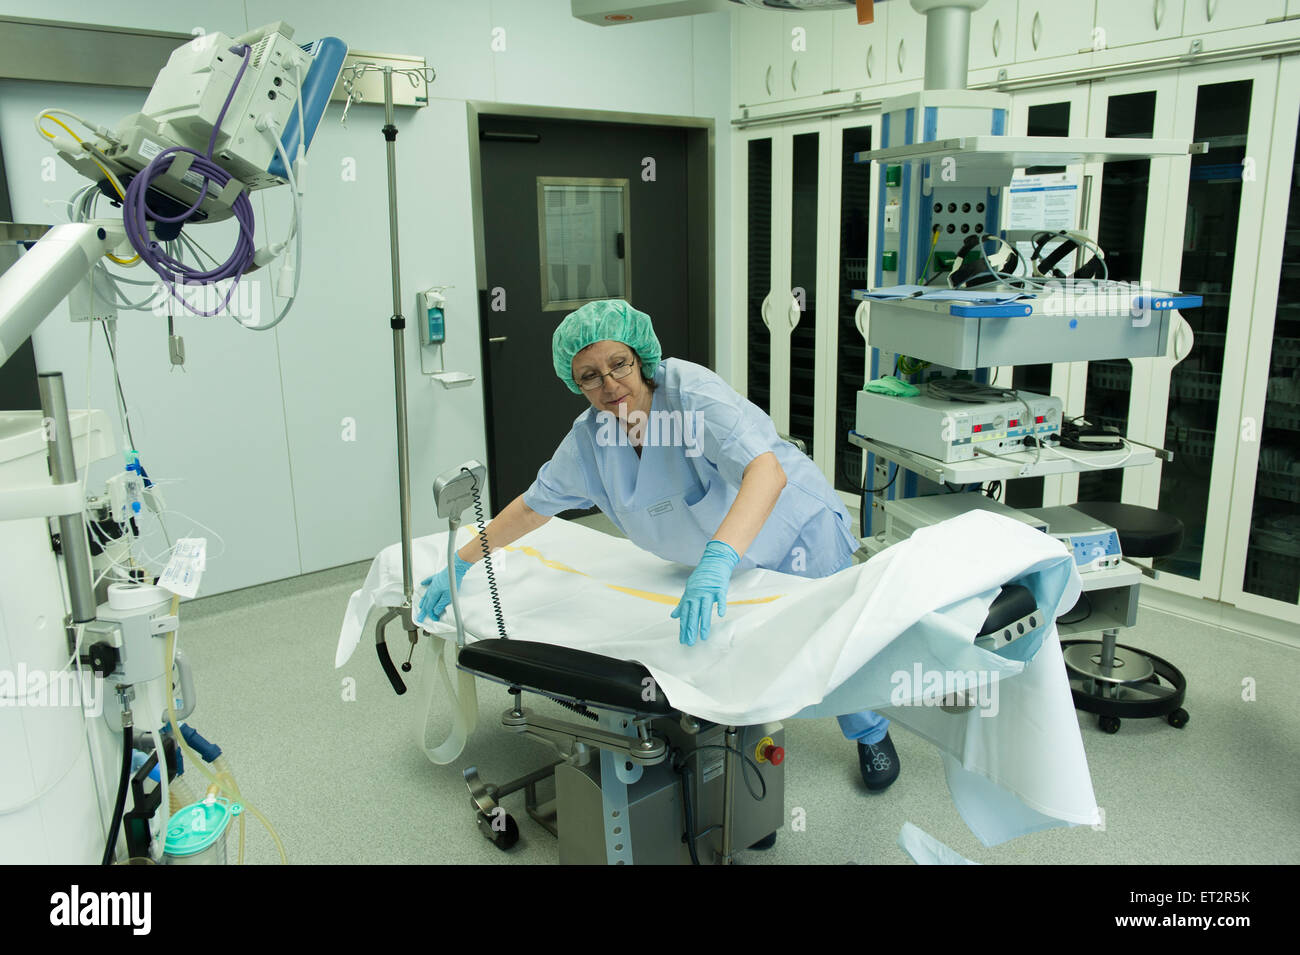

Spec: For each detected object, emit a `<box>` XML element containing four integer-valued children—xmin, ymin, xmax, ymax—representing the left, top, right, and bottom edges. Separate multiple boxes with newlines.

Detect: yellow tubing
<box><xmin>39</xmin><ymin>113</ymin><xmax>140</xmax><ymax>264</ymax></box>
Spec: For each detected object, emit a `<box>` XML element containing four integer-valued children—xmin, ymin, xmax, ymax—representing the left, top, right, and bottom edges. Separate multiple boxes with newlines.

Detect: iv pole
<box><xmin>342</xmin><ymin>63</ymin><xmax>437</xmax><ymax>694</ymax></box>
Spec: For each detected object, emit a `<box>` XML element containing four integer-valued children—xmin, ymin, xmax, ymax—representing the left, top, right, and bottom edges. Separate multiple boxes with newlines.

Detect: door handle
<box><xmin>866</xmin><ymin>44</ymin><xmax>874</xmax><ymax>79</ymax></box>
<box><xmin>791</xmin><ymin>60</ymin><xmax>799</xmax><ymax>93</ymax></box>
<box><xmin>764</xmin><ymin>64</ymin><xmax>773</xmax><ymax>96</ymax></box>
<box><xmin>1206</xmin><ymin>0</ymin><xmax>1216</xmax><ymax>23</ymax></box>
<box><xmin>993</xmin><ymin>20</ymin><xmax>1001</xmax><ymax>57</ymax></box>
<box><xmin>1154</xmin><ymin>0</ymin><xmax>1165</xmax><ymax>30</ymax></box>
<box><xmin>760</xmin><ymin>293</ymin><xmax>772</xmax><ymax>330</ymax></box>
<box><xmin>1032</xmin><ymin>12</ymin><xmax>1042</xmax><ymax>51</ymax></box>
<box><xmin>788</xmin><ymin>296</ymin><xmax>801</xmax><ymax>331</ymax></box>
<box><xmin>488</xmin><ymin>336</ymin><xmax>507</xmax><ymax>343</ymax></box>
<box><xmin>897</xmin><ymin>38</ymin><xmax>905</xmax><ymax>73</ymax></box>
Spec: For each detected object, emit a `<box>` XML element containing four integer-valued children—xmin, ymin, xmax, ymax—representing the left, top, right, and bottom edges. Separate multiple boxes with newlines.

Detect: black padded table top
<box><xmin>458</xmin><ymin>584</ymin><xmax>1038</xmax><ymax>716</ymax></box>
<box><xmin>459</xmin><ymin>638</ymin><xmax>677</xmax><ymax>715</ymax></box>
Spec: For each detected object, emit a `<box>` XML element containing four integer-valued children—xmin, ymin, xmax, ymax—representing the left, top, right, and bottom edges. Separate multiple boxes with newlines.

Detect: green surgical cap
<box><xmin>552</xmin><ymin>299</ymin><xmax>662</xmax><ymax>394</ymax></box>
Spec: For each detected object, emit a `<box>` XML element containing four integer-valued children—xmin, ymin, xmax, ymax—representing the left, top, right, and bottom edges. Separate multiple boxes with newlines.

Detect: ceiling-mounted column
<box><xmin>912</xmin><ymin>0</ymin><xmax>986</xmax><ymax>91</ymax></box>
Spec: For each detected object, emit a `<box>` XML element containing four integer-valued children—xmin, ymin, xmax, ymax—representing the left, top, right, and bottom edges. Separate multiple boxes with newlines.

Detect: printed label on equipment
<box><xmin>701</xmin><ymin>749</ymin><xmax>725</xmax><ymax>784</ymax></box>
<box><xmin>179</xmin><ymin>170</ymin><xmax>206</xmax><ymax>193</ymax></box>
<box><xmin>648</xmin><ymin>500</ymin><xmax>674</xmax><ymax>517</ymax></box>
<box><xmin>138</xmin><ymin>138</ymin><xmax>162</xmax><ymax>162</ymax></box>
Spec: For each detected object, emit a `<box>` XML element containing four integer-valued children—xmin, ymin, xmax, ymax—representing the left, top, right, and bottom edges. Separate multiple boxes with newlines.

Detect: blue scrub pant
<box><xmin>838</xmin><ymin>710</ymin><xmax>890</xmax><ymax>745</ymax></box>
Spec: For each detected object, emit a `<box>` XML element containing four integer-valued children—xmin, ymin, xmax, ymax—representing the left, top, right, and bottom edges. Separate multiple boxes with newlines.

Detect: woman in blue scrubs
<box><xmin>418</xmin><ymin>299</ymin><xmax>900</xmax><ymax>791</ymax></box>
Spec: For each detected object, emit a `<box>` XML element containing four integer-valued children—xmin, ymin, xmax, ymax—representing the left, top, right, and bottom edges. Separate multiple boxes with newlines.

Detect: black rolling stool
<box><xmin>1059</xmin><ymin>501</ymin><xmax>1190</xmax><ymax>734</ymax></box>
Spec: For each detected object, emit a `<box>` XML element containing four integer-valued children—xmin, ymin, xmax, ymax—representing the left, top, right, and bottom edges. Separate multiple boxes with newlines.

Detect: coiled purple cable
<box><xmin>123</xmin><ymin>43</ymin><xmax>260</xmax><ymax>317</ymax></box>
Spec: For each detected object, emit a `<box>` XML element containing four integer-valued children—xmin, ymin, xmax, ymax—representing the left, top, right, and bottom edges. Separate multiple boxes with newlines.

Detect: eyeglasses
<box><xmin>577</xmin><ymin>356</ymin><xmax>637</xmax><ymax>391</ymax></box>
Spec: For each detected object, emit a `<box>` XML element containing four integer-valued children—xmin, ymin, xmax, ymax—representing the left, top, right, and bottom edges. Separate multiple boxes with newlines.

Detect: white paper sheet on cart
<box><xmin>336</xmin><ymin>511</ymin><xmax>1096</xmax><ymax>844</ymax></box>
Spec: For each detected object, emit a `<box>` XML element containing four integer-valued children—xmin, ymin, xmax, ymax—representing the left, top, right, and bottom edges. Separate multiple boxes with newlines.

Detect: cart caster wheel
<box><xmin>1167</xmin><ymin>708</ymin><xmax>1189</xmax><ymax>729</ymax></box>
<box><xmin>1098</xmin><ymin>716</ymin><xmax>1121</xmax><ymax>734</ymax></box>
<box><xmin>475</xmin><ymin>809</ymin><xmax>520</xmax><ymax>850</ymax></box>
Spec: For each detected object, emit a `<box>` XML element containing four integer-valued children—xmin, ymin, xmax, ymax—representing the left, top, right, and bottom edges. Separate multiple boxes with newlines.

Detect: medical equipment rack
<box><xmin>847</xmin><ymin>433</ymin><xmax>1160</xmax><ymax>484</ymax></box>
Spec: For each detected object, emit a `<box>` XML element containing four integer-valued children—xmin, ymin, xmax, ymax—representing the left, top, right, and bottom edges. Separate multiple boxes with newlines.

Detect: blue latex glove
<box><xmin>416</xmin><ymin>552</ymin><xmax>472</xmax><ymax>624</ymax></box>
<box><xmin>671</xmin><ymin>540</ymin><xmax>740</xmax><ymax>646</ymax></box>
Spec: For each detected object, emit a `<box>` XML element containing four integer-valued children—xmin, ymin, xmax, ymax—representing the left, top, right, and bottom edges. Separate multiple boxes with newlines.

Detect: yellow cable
<box><xmin>40</xmin><ymin>113</ymin><xmax>139</xmax><ymax>264</ymax></box>
<box><xmin>37</xmin><ymin>114</ymin><xmax>79</xmax><ymax>141</ymax></box>
<box><xmin>39</xmin><ymin>115</ymin><xmax>123</xmax><ymax>198</ymax></box>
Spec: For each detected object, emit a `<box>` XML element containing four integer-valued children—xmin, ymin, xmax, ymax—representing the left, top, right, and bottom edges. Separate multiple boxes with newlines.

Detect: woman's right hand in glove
<box><xmin>416</xmin><ymin>552</ymin><xmax>473</xmax><ymax>624</ymax></box>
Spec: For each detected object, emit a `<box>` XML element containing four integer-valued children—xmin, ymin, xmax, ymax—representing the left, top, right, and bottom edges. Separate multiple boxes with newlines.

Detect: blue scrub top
<box><xmin>522</xmin><ymin>358</ymin><xmax>860</xmax><ymax>579</ymax></box>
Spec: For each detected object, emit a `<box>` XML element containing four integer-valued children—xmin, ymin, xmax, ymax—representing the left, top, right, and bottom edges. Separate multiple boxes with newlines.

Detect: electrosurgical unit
<box><xmin>858</xmin><ymin>388</ymin><xmax>1063</xmax><ymax>463</ymax></box>
<box><xmin>1025</xmin><ymin>507</ymin><xmax>1124</xmax><ymax>574</ymax></box>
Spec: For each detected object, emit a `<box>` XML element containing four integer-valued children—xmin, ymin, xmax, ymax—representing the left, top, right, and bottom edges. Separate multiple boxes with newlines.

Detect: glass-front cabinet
<box><xmin>739</xmin><ymin>130</ymin><xmax>774</xmax><ymax>416</ymax></box>
<box><xmin>1139</xmin><ymin>62</ymin><xmax>1278</xmax><ymax>599</ymax></box>
<box><xmin>827</xmin><ymin>117</ymin><xmax>879</xmax><ymax>505</ymax></box>
<box><xmin>732</xmin><ymin>57</ymin><xmax>1299</xmax><ymax>625</ymax></box>
<box><xmin>735</xmin><ymin>117</ymin><xmax>874</xmax><ymax>497</ymax></box>
<box><xmin>1076</xmin><ymin>82</ymin><xmax>1169</xmax><ymax>506</ymax></box>
<box><xmin>999</xmin><ymin>63</ymin><xmax>1292</xmax><ymax>612</ymax></box>
<box><xmin>787</xmin><ymin>128</ymin><xmax>824</xmax><ymax>458</ymax></box>
<box><xmin>1222</xmin><ymin>56</ymin><xmax>1300</xmax><ymax>625</ymax></box>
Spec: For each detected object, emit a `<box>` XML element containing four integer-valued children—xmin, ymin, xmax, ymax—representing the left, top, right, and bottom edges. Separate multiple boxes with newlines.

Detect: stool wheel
<box><xmin>1167</xmin><ymin>708</ymin><xmax>1189</xmax><ymax>729</ymax></box>
<box><xmin>1098</xmin><ymin>715</ymin><xmax>1121</xmax><ymax>734</ymax></box>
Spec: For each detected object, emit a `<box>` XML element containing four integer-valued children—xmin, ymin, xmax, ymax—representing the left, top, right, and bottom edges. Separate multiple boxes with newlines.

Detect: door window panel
<box><xmin>1008</xmin><ymin>99</ymin><xmax>1072</xmax><ymax>509</ymax></box>
<box><xmin>1078</xmin><ymin>90</ymin><xmax>1157</xmax><ymax>503</ymax></box>
<box><xmin>788</xmin><ymin>131</ymin><xmax>820</xmax><ymax>455</ymax></box>
<box><xmin>835</xmin><ymin>124</ymin><xmax>873</xmax><ymax>493</ymax></box>
<box><xmin>1157</xmin><ymin>80</ymin><xmax>1253</xmax><ymax>579</ymax></box>
<box><xmin>1243</xmin><ymin>108</ymin><xmax>1300</xmax><ymax>602</ymax></box>
<box><xmin>748</xmin><ymin>138</ymin><xmax>773</xmax><ymax>413</ymax></box>
<box><xmin>537</xmin><ymin>178</ymin><xmax>630</xmax><ymax>311</ymax></box>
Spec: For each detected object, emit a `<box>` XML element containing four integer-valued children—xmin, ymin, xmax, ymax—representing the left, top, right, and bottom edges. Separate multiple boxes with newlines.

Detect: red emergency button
<box><xmin>755</xmin><ymin>736</ymin><xmax>784</xmax><ymax>765</ymax></box>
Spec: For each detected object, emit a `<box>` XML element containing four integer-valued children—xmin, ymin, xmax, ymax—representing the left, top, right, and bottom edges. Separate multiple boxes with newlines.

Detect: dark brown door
<box><xmin>476</xmin><ymin>113</ymin><xmax>707</xmax><ymax>512</ymax></box>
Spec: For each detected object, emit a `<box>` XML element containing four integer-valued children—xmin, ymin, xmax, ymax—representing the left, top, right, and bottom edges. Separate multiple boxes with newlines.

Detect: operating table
<box><xmin>455</xmin><ymin>582</ymin><xmax>1042</xmax><ymax>864</ymax></box>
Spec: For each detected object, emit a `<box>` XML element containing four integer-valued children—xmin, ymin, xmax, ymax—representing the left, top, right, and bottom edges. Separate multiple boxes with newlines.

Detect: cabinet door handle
<box><xmin>897</xmin><ymin>38</ymin><xmax>905</xmax><ymax>72</ymax></box>
<box><xmin>1079</xmin><ymin>174</ymin><xmax>1094</xmax><ymax>231</ymax></box>
<box><xmin>993</xmin><ymin>20</ymin><xmax>1001</xmax><ymax>57</ymax></box>
<box><xmin>761</xmin><ymin>293</ymin><xmax>772</xmax><ymax>330</ymax></box>
<box><xmin>1032</xmin><ymin>12</ymin><xmax>1042</xmax><ymax>51</ymax></box>
<box><xmin>788</xmin><ymin>296</ymin><xmax>801</xmax><ymax>331</ymax></box>
<box><xmin>1206</xmin><ymin>0</ymin><xmax>1216</xmax><ymax>22</ymax></box>
<box><xmin>866</xmin><ymin>44</ymin><xmax>874</xmax><ymax>79</ymax></box>
<box><xmin>764</xmin><ymin>64</ymin><xmax>773</xmax><ymax>96</ymax></box>
<box><xmin>791</xmin><ymin>60</ymin><xmax>799</xmax><ymax>93</ymax></box>
<box><xmin>853</xmin><ymin>300</ymin><xmax>869</xmax><ymax>340</ymax></box>
<box><xmin>1154</xmin><ymin>0</ymin><xmax>1165</xmax><ymax>29</ymax></box>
